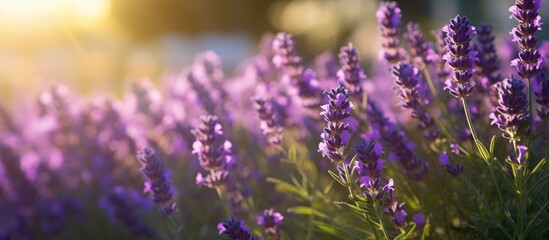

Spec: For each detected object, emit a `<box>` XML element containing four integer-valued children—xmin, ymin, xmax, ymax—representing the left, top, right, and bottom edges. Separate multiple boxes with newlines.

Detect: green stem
<box><xmin>527</xmin><ymin>77</ymin><xmax>534</xmax><ymax>149</ymax></box>
<box><xmin>211</xmin><ymin>170</ymin><xmax>231</xmax><ymax>218</ymax></box>
<box><xmin>423</xmin><ymin>69</ymin><xmax>450</xmax><ymax>117</ymax></box>
<box><xmin>460</xmin><ymin>97</ymin><xmax>481</xmax><ymax>148</ymax></box>
<box><xmin>167</xmin><ymin>215</ymin><xmax>182</xmax><ymax>240</ymax></box>
<box><xmin>420</xmin><ymin>102</ymin><xmax>470</xmax><ymax>156</ymax></box>
<box><xmin>373</xmin><ymin>202</ymin><xmax>390</xmax><ymax>240</ymax></box>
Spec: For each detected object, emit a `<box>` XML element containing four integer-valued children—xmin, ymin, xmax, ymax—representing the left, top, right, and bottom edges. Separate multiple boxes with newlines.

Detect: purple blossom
<box><xmin>218</xmin><ymin>217</ymin><xmax>262</xmax><ymax>240</ymax></box>
<box><xmin>99</xmin><ymin>187</ymin><xmax>156</xmax><ymax>238</ymax></box>
<box><xmin>438</xmin><ymin>151</ymin><xmax>464</xmax><ymax>177</ymax></box>
<box><xmin>433</xmin><ymin>29</ymin><xmax>452</xmax><ymax>79</ymax></box>
<box><xmin>392</xmin><ymin>62</ymin><xmax>440</xmax><ymax>140</ymax></box>
<box><xmin>257</xmin><ymin>208</ymin><xmax>284</xmax><ymax>236</ymax></box>
<box><xmin>376</xmin><ymin>1</ymin><xmax>406</xmax><ymax>63</ymax></box>
<box><xmin>319</xmin><ymin>82</ymin><xmax>354</xmax><ymax>163</ymax></box>
<box><xmin>272</xmin><ymin>32</ymin><xmax>321</xmax><ymax>108</ymax></box>
<box><xmin>192</xmin><ymin>115</ymin><xmax>234</xmax><ymax>188</ymax></box>
<box><xmin>510</xmin><ymin>0</ymin><xmax>544</xmax><ymax>79</ymax></box>
<box><xmin>443</xmin><ymin>15</ymin><xmax>478</xmax><ymax>98</ymax></box>
<box><xmin>490</xmin><ymin>77</ymin><xmax>530</xmax><ymax>139</ymax></box>
<box><xmin>337</xmin><ymin>43</ymin><xmax>366</xmax><ymax>97</ymax></box>
<box><xmin>534</xmin><ymin>72</ymin><xmax>549</xmax><ymax>120</ymax></box>
<box><xmin>384</xmin><ymin>200</ymin><xmax>407</xmax><ymax>228</ymax></box>
<box><xmin>366</xmin><ymin>101</ymin><xmax>428</xmax><ymax>180</ymax></box>
<box><xmin>474</xmin><ymin>23</ymin><xmax>502</xmax><ymax>91</ymax></box>
<box><xmin>405</xmin><ymin>22</ymin><xmax>436</xmax><ymax>69</ymax></box>
<box><xmin>355</xmin><ymin>140</ymin><xmax>393</xmax><ymax>201</ymax></box>
<box><xmin>135</xmin><ymin>147</ymin><xmax>177</xmax><ymax>215</ymax></box>
<box><xmin>413</xmin><ymin>213</ymin><xmax>426</xmax><ymax>229</ymax></box>
<box><xmin>253</xmin><ymin>96</ymin><xmax>284</xmax><ymax>145</ymax></box>
<box><xmin>508</xmin><ymin>145</ymin><xmax>528</xmax><ymax>165</ymax></box>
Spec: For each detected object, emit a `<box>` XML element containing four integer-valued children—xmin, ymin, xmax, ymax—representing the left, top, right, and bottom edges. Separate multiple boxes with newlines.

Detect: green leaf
<box><xmin>288</xmin><ymin>145</ymin><xmax>297</xmax><ymax>163</ymax></box>
<box><xmin>475</xmin><ymin>140</ymin><xmax>490</xmax><ymax>161</ymax></box>
<box><xmin>489</xmin><ymin>135</ymin><xmax>496</xmax><ymax>157</ymax></box>
<box><xmin>287</xmin><ymin>206</ymin><xmax>330</xmax><ymax>219</ymax></box>
<box><xmin>525</xmin><ymin>200</ymin><xmax>549</xmax><ymax>236</ymax></box>
<box><xmin>421</xmin><ymin>221</ymin><xmax>430</xmax><ymax>240</ymax></box>
<box><xmin>328</xmin><ymin>170</ymin><xmax>347</xmax><ymax>187</ymax></box>
<box><xmin>314</xmin><ymin>221</ymin><xmax>366</xmax><ymax>240</ymax></box>
<box><xmin>266</xmin><ymin>177</ymin><xmax>308</xmax><ymax>199</ymax></box>
<box><xmin>348</xmin><ymin>194</ymin><xmax>369</xmax><ymax>204</ymax></box>
<box><xmin>394</xmin><ymin>222</ymin><xmax>416</xmax><ymax>240</ymax></box>
<box><xmin>334</xmin><ymin>201</ymin><xmax>368</xmax><ymax>219</ymax></box>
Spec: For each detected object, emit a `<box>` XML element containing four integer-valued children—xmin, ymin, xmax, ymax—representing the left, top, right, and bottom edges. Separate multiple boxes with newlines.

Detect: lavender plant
<box><xmin>1</xmin><ymin>0</ymin><xmax>549</xmax><ymax>239</ymax></box>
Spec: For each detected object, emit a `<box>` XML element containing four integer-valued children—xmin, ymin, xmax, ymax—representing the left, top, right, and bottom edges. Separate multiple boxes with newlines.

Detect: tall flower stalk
<box><xmin>510</xmin><ymin>0</ymin><xmax>543</xmax><ymax>140</ymax></box>
<box><xmin>377</xmin><ymin>1</ymin><xmax>405</xmax><ymax>64</ymax></box>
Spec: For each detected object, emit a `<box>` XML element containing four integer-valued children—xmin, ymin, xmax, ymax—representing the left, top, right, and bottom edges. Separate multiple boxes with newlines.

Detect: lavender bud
<box><xmin>135</xmin><ymin>148</ymin><xmax>177</xmax><ymax>215</ymax></box>
<box><xmin>392</xmin><ymin>62</ymin><xmax>440</xmax><ymax>140</ymax></box>
<box><xmin>490</xmin><ymin>77</ymin><xmax>530</xmax><ymax>139</ymax></box>
<box><xmin>376</xmin><ymin>1</ymin><xmax>406</xmax><ymax>63</ymax></box>
<box><xmin>191</xmin><ymin>115</ymin><xmax>235</xmax><ymax>171</ymax></box>
<box><xmin>257</xmin><ymin>208</ymin><xmax>284</xmax><ymax>236</ymax></box>
<box><xmin>217</xmin><ymin>217</ymin><xmax>261</xmax><ymax>240</ymax></box>
<box><xmin>432</xmin><ymin>29</ymin><xmax>452</xmax><ymax>79</ymax></box>
<box><xmin>252</xmin><ymin>96</ymin><xmax>284</xmax><ymax>145</ymax></box>
<box><xmin>534</xmin><ymin>72</ymin><xmax>549</xmax><ymax>120</ymax></box>
<box><xmin>443</xmin><ymin>15</ymin><xmax>478</xmax><ymax>98</ymax></box>
<box><xmin>405</xmin><ymin>22</ymin><xmax>436</xmax><ymax>69</ymax></box>
<box><xmin>272</xmin><ymin>32</ymin><xmax>321</xmax><ymax>108</ymax></box>
<box><xmin>510</xmin><ymin>0</ymin><xmax>544</xmax><ymax>79</ymax></box>
<box><xmin>319</xmin><ymin>82</ymin><xmax>355</xmax><ymax>163</ymax></box>
<box><xmin>474</xmin><ymin>23</ymin><xmax>502</xmax><ymax>91</ymax></box>
<box><xmin>337</xmin><ymin>43</ymin><xmax>366</xmax><ymax>97</ymax></box>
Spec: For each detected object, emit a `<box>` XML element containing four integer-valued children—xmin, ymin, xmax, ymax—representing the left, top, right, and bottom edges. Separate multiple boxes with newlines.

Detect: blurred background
<box><xmin>0</xmin><ymin>0</ymin><xmax>547</xmax><ymax>100</ymax></box>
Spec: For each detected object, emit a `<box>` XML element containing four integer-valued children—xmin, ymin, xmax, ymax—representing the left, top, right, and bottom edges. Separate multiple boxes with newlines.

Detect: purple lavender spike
<box><xmin>252</xmin><ymin>96</ymin><xmax>284</xmax><ymax>145</ymax></box>
<box><xmin>135</xmin><ymin>148</ymin><xmax>177</xmax><ymax>215</ymax></box>
<box><xmin>192</xmin><ymin>115</ymin><xmax>234</xmax><ymax>188</ymax></box>
<box><xmin>272</xmin><ymin>32</ymin><xmax>321</xmax><ymax>108</ymax></box>
<box><xmin>218</xmin><ymin>217</ymin><xmax>262</xmax><ymax>240</ymax></box>
<box><xmin>405</xmin><ymin>22</ymin><xmax>436</xmax><ymax>69</ymax></box>
<box><xmin>337</xmin><ymin>43</ymin><xmax>366</xmax><ymax>97</ymax></box>
<box><xmin>100</xmin><ymin>187</ymin><xmax>157</xmax><ymax>238</ymax></box>
<box><xmin>433</xmin><ymin>29</ymin><xmax>452</xmax><ymax>79</ymax></box>
<box><xmin>392</xmin><ymin>62</ymin><xmax>440</xmax><ymax>140</ymax></box>
<box><xmin>376</xmin><ymin>1</ymin><xmax>406</xmax><ymax>64</ymax></box>
<box><xmin>319</xmin><ymin>82</ymin><xmax>354</xmax><ymax>163</ymax></box>
<box><xmin>534</xmin><ymin>72</ymin><xmax>549</xmax><ymax>120</ymax></box>
<box><xmin>355</xmin><ymin>140</ymin><xmax>393</xmax><ymax>201</ymax></box>
<box><xmin>510</xmin><ymin>0</ymin><xmax>544</xmax><ymax>79</ymax></box>
<box><xmin>474</xmin><ymin>23</ymin><xmax>502</xmax><ymax>91</ymax></box>
<box><xmin>490</xmin><ymin>77</ymin><xmax>530</xmax><ymax>139</ymax></box>
<box><xmin>257</xmin><ymin>208</ymin><xmax>284</xmax><ymax>236</ymax></box>
<box><xmin>438</xmin><ymin>151</ymin><xmax>464</xmax><ymax>177</ymax></box>
<box><xmin>443</xmin><ymin>15</ymin><xmax>478</xmax><ymax>98</ymax></box>
<box><xmin>366</xmin><ymin>101</ymin><xmax>428</xmax><ymax>180</ymax></box>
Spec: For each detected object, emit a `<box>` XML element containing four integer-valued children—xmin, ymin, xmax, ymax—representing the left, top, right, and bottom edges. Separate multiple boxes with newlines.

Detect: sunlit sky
<box><xmin>0</xmin><ymin>0</ymin><xmax>110</xmax><ymax>29</ymax></box>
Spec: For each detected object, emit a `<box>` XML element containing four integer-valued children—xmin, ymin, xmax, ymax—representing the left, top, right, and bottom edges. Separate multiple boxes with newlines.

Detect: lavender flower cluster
<box><xmin>1</xmin><ymin>0</ymin><xmax>549</xmax><ymax>239</ymax></box>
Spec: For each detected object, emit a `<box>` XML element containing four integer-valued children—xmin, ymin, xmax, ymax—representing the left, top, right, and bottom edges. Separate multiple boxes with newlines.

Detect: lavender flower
<box><xmin>490</xmin><ymin>77</ymin><xmax>530</xmax><ymax>139</ymax></box>
<box><xmin>433</xmin><ymin>29</ymin><xmax>452</xmax><ymax>79</ymax></box>
<box><xmin>337</xmin><ymin>43</ymin><xmax>366</xmax><ymax>97</ymax></box>
<box><xmin>135</xmin><ymin>147</ymin><xmax>177</xmax><ymax>215</ymax></box>
<box><xmin>443</xmin><ymin>15</ymin><xmax>478</xmax><ymax>98</ymax></box>
<box><xmin>376</xmin><ymin>1</ymin><xmax>406</xmax><ymax>63</ymax></box>
<box><xmin>252</xmin><ymin>96</ymin><xmax>283</xmax><ymax>145</ymax></box>
<box><xmin>257</xmin><ymin>208</ymin><xmax>284</xmax><ymax>236</ymax></box>
<box><xmin>192</xmin><ymin>115</ymin><xmax>233</xmax><ymax>188</ymax></box>
<box><xmin>507</xmin><ymin>145</ymin><xmax>528</xmax><ymax>166</ymax></box>
<box><xmin>392</xmin><ymin>62</ymin><xmax>440</xmax><ymax>140</ymax></box>
<box><xmin>439</xmin><ymin>151</ymin><xmax>464</xmax><ymax>177</ymax></box>
<box><xmin>510</xmin><ymin>0</ymin><xmax>544</xmax><ymax>79</ymax></box>
<box><xmin>384</xmin><ymin>197</ymin><xmax>407</xmax><ymax>228</ymax></box>
<box><xmin>218</xmin><ymin>217</ymin><xmax>261</xmax><ymax>240</ymax></box>
<box><xmin>354</xmin><ymin>140</ymin><xmax>393</xmax><ymax>200</ymax></box>
<box><xmin>272</xmin><ymin>32</ymin><xmax>321</xmax><ymax>108</ymax></box>
<box><xmin>405</xmin><ymin>22</ymin><xmax>435</xmax><ymax>69</ymax></box>
<box><xmin>534</xmin><ymin>72</ymin><xmax>549</xmax><ymax>120</ymax></box>
<box><xmin>100</xmin><ymin>187</ymin><xmax>156</xmax><ymax>238</ymax></box>
<box><xmin>319</xmin><ymin>82</ymin><xmax>354</xmax><ymax>163</ymax></box>
<box><xmin>474</xmin><ymin>23</ymin><xmax>502</xmax><ymax>91</ymax></box>
<box><xmin>366</xmin><ymin>101</ymin><xmax>428</xmax><ymax>180</ymax></box>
